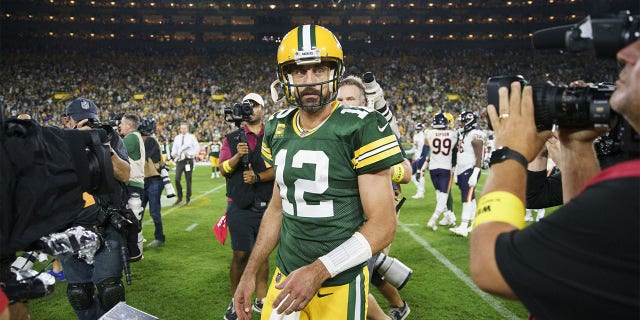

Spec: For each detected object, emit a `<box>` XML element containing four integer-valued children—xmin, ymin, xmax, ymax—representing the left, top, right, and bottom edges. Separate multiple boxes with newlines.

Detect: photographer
<box><xmin>60</xmin><ymin>98</ymin><xmax>131</xmax><ymax>320</ymax></box>
<box><xmin>139</xmin><ymin>118</ymin><xmax>166</xmax><ymax>248</ymax></box>
<box><xmin>469</xmin><ymin>39</ymin><xmax>640</xmax><ymax>319</ymax></box>
<box><xmin>118</xmin><ymin>113</ymin><xmax>146</xmax><ymax>260</ymax></box>
<box><xmin>170</xmin><ymin>122</ymin><xmax>200</xmax><ymax>206</ymax></box>
<box><xmin>219</xmin><ymin>93</ymin><xmax>274</xmax><ymax>320</ymax></box>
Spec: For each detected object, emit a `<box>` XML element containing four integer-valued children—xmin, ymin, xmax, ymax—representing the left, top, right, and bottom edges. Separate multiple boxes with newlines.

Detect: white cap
<box><xmin>242</xmin><ymin>93</ymin><xmax>264</xmax><ymax>107</ymax></box>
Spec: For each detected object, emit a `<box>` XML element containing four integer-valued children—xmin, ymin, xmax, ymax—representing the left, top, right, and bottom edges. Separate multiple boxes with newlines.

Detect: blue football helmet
<box><xmin>432</xmin><ymin>113</ymin><xmax>449</xmax><ymax>129</ymax></box>
<box><xmin>459</xmin><ymin>111</ymin><xmax>478</xmax><ymax>132</ymax></box>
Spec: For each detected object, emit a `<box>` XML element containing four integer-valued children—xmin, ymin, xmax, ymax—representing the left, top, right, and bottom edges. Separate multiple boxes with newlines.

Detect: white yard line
<box><xmin>185</xmin><ymin>223</ymin><xmax>198</xmax><ymax>232</ymax></box>
<box><xmin>398</xmin><ymin>221</ymin><xmax>520</xmax><ymax>320</ymax></box>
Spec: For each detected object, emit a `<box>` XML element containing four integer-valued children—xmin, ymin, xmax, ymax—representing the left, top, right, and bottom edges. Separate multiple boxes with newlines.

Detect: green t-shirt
<box><xmin>262</xmin><ymin>103</ymin><xmax>404</xmax><ymax>286</ymax></box>
<box><xmin>123</xmin><ymin>133</ymin><xmax>142</xmax><ymax>161</ymax></box>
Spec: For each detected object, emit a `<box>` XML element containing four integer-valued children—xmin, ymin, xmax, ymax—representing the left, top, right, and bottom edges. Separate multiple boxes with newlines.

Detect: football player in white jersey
<box><xmin>450</xmin><ymin>112</ymin><xmax>486</xmax><ymax>237</ymax></box>
<box><xmin>410</xmin><ymin>123</ymin><xmax>427</xmax><ymax>199</ymax></box>
<box><xmin>424</xmin><ymin>113</ymin><xmax>458</xmax><ymax>230</ymax></box>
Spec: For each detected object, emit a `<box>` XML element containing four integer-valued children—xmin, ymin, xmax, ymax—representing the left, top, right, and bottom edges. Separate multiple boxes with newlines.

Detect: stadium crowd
<box><xmin>1</xmin><ymin>42</ymin><xmax>617</xmax><ymax>145</ymax></box>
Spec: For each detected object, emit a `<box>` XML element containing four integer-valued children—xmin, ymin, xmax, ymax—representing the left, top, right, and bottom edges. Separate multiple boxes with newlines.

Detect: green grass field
<box><xmin>28</xmin><ymin>165</ymin><xmax>532</xmax><ymax>319</ymax></box>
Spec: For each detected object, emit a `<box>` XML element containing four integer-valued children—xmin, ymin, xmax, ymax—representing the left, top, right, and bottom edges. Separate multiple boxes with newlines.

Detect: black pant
<box><xmin>174</xmin><ymin>158</ymin><xmax>194</xmax><ymax>200</ymax></box>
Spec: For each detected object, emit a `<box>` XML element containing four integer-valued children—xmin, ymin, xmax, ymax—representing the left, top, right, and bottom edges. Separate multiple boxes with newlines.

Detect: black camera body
<box><xmin>486</xmin><ymin>75</ymin><xmax>616</xmax><ymax>130</ymax></box>
<box><xmin>85</xmin><ymin>118</ymin><xmax>103</xmax><ymax>129</ymax></box>
<box><xmin>532</xmin><ymin>11</ymin><xmax>639</xmax><ymax>59</ymax></box>
<box><xmin>224</xmin><ymin>101</ymin><xmax>254</xmax><ymax>125</ymax></box>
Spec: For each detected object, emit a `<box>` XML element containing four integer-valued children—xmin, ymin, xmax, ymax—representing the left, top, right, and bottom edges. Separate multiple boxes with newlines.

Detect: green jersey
<box><xmin>262</xmin><ymin>102</ymin><xmax>404</xmax><ymax>286</ymax></box>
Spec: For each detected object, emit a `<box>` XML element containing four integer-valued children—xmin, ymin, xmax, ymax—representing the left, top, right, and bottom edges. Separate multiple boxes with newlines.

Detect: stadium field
<box><xmin>29</xmin><ymin>164</ymin><xmax>533</xmax><ymax>319</ymax></box>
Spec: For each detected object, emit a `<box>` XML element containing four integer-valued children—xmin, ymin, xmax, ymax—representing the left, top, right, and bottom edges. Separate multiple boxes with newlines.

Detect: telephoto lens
<box><xmin>373</xmin><ymin>253</ymin><xmax>413</xmax><ymax>290</ymax></box>
<box><xmin>160</xmin><ymin>168</ymin><xmax>176</xmax><ymax>198</ymax></box>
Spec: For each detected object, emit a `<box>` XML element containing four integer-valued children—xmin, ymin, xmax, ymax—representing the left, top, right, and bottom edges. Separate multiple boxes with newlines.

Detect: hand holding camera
<box><xmin>487</xmin><ymin>81</ymin><xmax>553</xmax><ymax>162</ymax></box>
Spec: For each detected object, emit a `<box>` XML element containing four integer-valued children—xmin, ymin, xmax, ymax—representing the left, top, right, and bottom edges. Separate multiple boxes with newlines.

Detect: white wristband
<box><xmin>318</xmin><ymin>232</ymin><xmax>372</xmax><ymax>278</ymax></box>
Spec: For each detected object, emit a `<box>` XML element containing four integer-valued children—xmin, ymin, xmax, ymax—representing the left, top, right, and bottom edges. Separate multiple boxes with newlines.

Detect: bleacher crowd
<box><xmin>1</xmin><ymin>42</ymin><xmax>617</xmax><ymax>146</ymax></box>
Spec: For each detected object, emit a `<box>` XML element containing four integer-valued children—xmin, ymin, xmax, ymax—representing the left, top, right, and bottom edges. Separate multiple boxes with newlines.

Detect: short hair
<box><xmin>122</xmin><ymin>113</ymin><xmax>140</xmax><ymax>129</ymax></box>
<box><xmin>338</xmin><ymin>75</ymin><xmax>367</xmax><ymax>104</ymax></box>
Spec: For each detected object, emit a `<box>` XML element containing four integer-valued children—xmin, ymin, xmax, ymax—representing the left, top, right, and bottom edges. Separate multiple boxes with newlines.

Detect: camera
<box><xmin>532</xmin><ymin>11</ymin><xmax>639</xmax><ymax>59</ymax></box>
<box><xmin>372</xmin><ymin>252</ymin><xmax>413</xmax><ymax>290</ymax></box>
<box><xmin>224</xmin><ymin>101</ymin><xmax>254</xmax><ymax>124</ymax></box>
<box><xmin>159</xmin><ymin>165</ymin><xmax>177</xmax><ymax>198</ymax></box>
<box><xmin>84</xmin><ymin>118</ymin><xmax>103</xmax><ymax>129</ymax></box>
<box><xmin>486</xmin><ymin>75</ymin><xmax>616</xmax><ymax>130</ymax></box>
<box><xmin>138</xmin><ymin>117</ymin><xmax>156</xmax><ymax>136</ymax></box>
<box><xmin>1</xmin><ymin>261</ymin><xmax>55</xmax><ymax>301</ymax></box>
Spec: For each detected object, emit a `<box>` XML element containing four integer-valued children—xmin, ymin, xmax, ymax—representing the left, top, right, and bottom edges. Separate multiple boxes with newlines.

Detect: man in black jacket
<box><xmin>219</xmin><ymin>93</ymin><xmax>274</xmax><ymax>320</ymax></box>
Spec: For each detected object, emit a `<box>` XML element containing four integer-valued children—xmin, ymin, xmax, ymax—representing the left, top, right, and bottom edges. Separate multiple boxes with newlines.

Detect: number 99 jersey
<box><xmin>261</xmin><ymin>102</ymin><xmax>404</xmax><ymax>286</ymax></box>
<box><xmin>425</xmin><ymin>129</ymin><xmax>458</xmax><ymax>170</ymax></box>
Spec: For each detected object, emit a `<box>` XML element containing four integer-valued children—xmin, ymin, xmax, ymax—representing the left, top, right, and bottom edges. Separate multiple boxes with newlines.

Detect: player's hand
<box><xmin>272</xmin><ymin>261</ymin><xmax>330</xmax><ymax>315</ymax></box>
<box><xmin>234</xmin><ymin>274</ymin><xmax>256</xmax><ymax>320</ymax></box>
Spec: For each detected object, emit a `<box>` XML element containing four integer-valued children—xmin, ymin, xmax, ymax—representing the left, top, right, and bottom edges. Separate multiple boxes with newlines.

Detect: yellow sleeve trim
<box><xmin>473</xmin><ymin>191</ymin><xmax>525</xmax><ymax>230</ymax></box>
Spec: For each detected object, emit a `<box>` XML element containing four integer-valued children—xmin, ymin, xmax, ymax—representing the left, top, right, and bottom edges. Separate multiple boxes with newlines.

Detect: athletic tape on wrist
<box><xmin>392</xmin><ymin>163</ymin><xmax>405</xmax><ymax>183</ymax></box>
<box><xmin>318</xmin><ymin>232</ymin><xmax>372</xmax><ymax>278</ymax></box>
<box><xmin>473</xmin><ymin>191</ymin><xmax>525</xmax><ymax>230</ymax></box>
<box><xmin>222</xmin><ymin>160</ymin><xmax>234</xmax><ymax>174</ymax></box>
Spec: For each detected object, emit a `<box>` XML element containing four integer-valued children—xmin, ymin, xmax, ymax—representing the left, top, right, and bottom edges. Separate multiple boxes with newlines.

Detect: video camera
<box><xmin>1</xmin><ymin>114</ymin><xmax>117</xmax><ymax>299</ymax></box>
<box><xmin>486</xmin><ymin>75</ymin><xmax>616</xmax><ymax>130</ymax></box>
<box><xmin>224</xmin><ymin>101</ymin><xmax>254</xmax><ymax>126</ymax></box>
<box><xmin>486</xmin><ymin>10</ymin><xmax>639</xmax><ymax>130</ymax></box>
<box><xmin>138</xmin><ymin>117</ymin><xmax>156</xmax><ymax>136</ymax></box>
<box><xmin>532</xmin><ymin>10</ymin><xmax>639</xmax><ymax>59</ymax></box>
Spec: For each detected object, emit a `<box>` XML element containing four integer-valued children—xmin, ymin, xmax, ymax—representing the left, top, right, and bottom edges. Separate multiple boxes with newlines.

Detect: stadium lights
<box><xmin>269</xmin><ymin>5</ymin><xmax>276</xmax><ymax>9</ymax></box>
<box><xmin>389</xmin><ymin>3</ymin><xmax>395</xmax><ymax>8</ymax></box>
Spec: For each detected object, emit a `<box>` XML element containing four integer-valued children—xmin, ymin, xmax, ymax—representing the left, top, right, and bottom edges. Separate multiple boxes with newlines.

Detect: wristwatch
<box><xmin>489</xmin><ymin>147</ymin><xmax>528</xmax><ymax>168</ymax></box>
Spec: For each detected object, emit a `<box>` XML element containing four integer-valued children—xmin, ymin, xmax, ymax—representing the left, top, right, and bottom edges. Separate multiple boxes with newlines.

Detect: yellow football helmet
<box><xmin>277</xmin><ymin>24</ymin><xmax>344</xmax><ymax>108</ymax></box>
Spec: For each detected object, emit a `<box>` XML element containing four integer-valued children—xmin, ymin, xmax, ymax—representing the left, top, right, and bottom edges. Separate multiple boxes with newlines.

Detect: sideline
<box><xmin>398</xmin><ymin>221</ymin><xmax>520</xmax><ymax>320</ymax></box>
<box><xmin>142</xmin><ymin>183</ymin><xmax>226</xmax><ymax>226</ymax></box>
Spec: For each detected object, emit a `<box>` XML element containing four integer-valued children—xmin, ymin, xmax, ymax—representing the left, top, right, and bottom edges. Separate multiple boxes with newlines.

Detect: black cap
<box><xmin>65</xmin><ymin>98</ymin><xmax>99</xmax><ymax>121</ymax></box>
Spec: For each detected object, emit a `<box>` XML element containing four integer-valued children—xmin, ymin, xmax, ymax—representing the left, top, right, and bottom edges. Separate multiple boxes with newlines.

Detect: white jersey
<box><xmin>411</xmin><ymin>130</ymin><xmax>426</xmax><ymax>161</ymax></box>
<box><xmin>455</xmin><ymin>128</ymin><xmax>486</xmax><ymax>174</ymax></box>
<box><xmin>425</xmin><ymin>129</ymin><xmax>457</xmax><ymax>170</ymax></box>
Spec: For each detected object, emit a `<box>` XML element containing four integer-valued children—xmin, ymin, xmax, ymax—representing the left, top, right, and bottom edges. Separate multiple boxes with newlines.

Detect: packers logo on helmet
<box><xmin>277</xmin><ymin>25</ymin><xmax>345</xmax><ymax>109</ymax></box>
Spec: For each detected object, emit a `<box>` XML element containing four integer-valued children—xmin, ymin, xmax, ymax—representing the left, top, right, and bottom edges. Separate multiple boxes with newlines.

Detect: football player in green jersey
<box><xmin>234</xmin><ymin>25</ymin><xmax>405</xmax><ymax>320</ymax></box>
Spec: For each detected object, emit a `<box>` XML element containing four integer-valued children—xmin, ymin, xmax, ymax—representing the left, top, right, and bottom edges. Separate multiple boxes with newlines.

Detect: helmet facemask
<box><xmin>280</xmin><ymin>62</ymin><xmax>341</xmax><ymax>113</ymax></box>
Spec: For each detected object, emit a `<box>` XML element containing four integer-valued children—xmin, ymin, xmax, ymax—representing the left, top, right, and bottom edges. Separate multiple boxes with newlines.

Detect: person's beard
<box><xmin>298</xmin><ymin>87</ymin><xmax>325</xmax><ymax>113</ymax></box>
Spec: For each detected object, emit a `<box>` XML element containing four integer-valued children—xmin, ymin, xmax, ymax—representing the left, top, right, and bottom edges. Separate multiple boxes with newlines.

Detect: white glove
<box><xmin>468</xmin><ymin>167</ymin><xmax>481</xmax><ymax>187</ymax></box>
<box><xmin>363</xmin><ymin>78</ymin><xmax>387</xmax><ymax>111</ymax></box>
